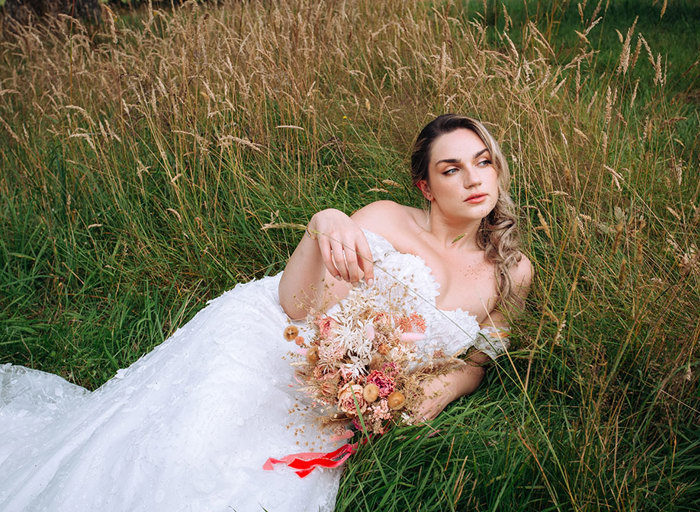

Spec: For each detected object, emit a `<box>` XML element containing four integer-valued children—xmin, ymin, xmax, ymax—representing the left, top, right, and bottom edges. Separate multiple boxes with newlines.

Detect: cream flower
<box><xmin>337</xmin><ymin>383</ymin><xmax>367</xmax><ymax>416</ymax></box>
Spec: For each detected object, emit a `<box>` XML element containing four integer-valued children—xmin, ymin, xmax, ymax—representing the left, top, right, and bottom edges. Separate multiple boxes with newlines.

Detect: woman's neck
<box><xmin>423</xmin><ymin>208</ymin><xmax>482</xmax><ymax>252</ymax></box>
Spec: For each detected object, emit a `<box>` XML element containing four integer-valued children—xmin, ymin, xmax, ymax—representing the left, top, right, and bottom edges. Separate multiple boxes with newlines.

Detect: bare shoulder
<box><xmin>512</xmin><ymin>252</ymin><xmax>534</xmax><ymax>290</ymax></box>
<box><xmin>507</xmin><ymin>252</ymin><xmax>533</xmax><ymax>309</ymax></box>
<box><xmin>482</xmin><ymin>253</ymin><xmax>533</xmax><ymax>328</ymax></box>
<box><xmin>350</xmin><ymin>200</ymin><xmax>409</xmax><ymax>221</ymax></box>
<box><xmin>350</xmin><ymin>200</ymin><xmax>419</xmax><ymax>236</ymax></box>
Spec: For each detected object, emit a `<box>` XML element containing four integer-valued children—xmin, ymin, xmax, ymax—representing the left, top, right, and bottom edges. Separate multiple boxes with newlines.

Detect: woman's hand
<box><xmin>279</xmin><ymin>207</ymin><xmax>375</xmax><ymax>320</ymax></box>
<box><xmin>414</xmin><ymin>376</ymin><xmax>455</xmax><ymax>422</ymax></box>
<box><xmin>413</xmin><ymin>354</ymin><xmax>488</xmax><ymax>421</ymax></box>
<box><xmin>307</xmin><ymin>209</ymin><xmax>374</xmax><ymax>286</ymax></box>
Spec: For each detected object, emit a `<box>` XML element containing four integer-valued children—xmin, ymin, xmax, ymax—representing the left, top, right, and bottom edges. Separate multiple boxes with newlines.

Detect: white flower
<box><xmin>342</xmin><ymin>355</ymin><xmax>370</xmax><ymax>380</ymax></box>
<box><xmin>400</xmin><ymin>412</ymin><xmax>416</xmax><ymax>425</ymax></box>
<box><xmin>337</xmin><ymin>285</ymin><xmax>378</xmax><ymax>322</ymax></box>
<box><xmin>335</xmin><ymin>317</ymin><xmax>374</xmax><ymax>362</ymax></box>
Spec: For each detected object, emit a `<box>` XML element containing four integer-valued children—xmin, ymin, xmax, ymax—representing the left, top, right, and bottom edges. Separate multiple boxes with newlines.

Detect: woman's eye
<box><xmin>444</xmin><ymin>168</ymin><xmax>458</xmax><ymax>175</ymax></box>
<box><xmin>478</xmin><ymin>159</ymin><xmax>492</xmax><ymax>167</ymax></box>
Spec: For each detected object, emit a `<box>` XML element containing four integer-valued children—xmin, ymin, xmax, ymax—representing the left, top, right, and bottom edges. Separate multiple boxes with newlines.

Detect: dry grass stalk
<box><xmin>0</xmin><ymin>2</ymin><xmax>696</xmax><ymax>508</ymax></box>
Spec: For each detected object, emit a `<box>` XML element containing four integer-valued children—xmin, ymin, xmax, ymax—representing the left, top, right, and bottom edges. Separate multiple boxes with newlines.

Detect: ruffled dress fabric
<box><xmin>0</xmin><ymin>230</ymin><xmax>508</xmax><ymax>512</ymax></box>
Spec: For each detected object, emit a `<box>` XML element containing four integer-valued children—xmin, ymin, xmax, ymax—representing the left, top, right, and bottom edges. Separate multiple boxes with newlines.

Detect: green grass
<box><xmin>0</xmin><ymin>0</ymin><xmax>698</xmax><ymax>509</ymax></box>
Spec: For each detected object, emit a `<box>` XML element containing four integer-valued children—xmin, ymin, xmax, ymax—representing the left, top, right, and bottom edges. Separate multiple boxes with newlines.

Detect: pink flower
<box><xmin>315</xmin><ymin>316</ymin><xmax>335</xmax><ymax>338</ymax></box>
<box><xmin>381</xmin><ymin>362</ymin><xmax>400</xmax><ymax>378</ymax></box>
<box><xmin>337</xmin><ymin>383</ymin><xmax>367</xmax><ymax>416</ymax></box>
<box><xmin>366</xmin><ymin>370</ymin><xmax>395</xmax><ymax>398</ymax></box>
<box><xmin>396</xmin><ymin>315</ymin><xmax>412</xmax><ymax>333</ymax></box>
<box><xmin>400</xmin><ymin>332</ymin><xmax>425</xmax><ymax>345</ymax></box>
<box><xmin>409</xmin><ymin>313</ymin><xmax>427</xmax><ymax>333</ymax></box>
<box><xmin>396</xmin><ymin>313</ymin><xmax>427</xmax><ymax>333</ymax></box>
<box><xmin>371</xmin><ymin>399</ymin><xmax>393</xmax><ymax>421</ymax></box>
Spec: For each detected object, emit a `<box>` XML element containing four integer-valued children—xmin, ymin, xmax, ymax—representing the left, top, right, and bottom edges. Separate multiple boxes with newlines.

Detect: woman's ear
<box><xmin>416</xmin><ymin>180</ymin><xmax>433</xmax><ymax>201</ymax></box>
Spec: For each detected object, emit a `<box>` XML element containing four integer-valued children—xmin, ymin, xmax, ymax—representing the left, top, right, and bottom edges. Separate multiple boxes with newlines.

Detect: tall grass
<box><xmin>0</xmin><ymin>0</ymin><xmax>697</xmax><ymax>509</ymax></box>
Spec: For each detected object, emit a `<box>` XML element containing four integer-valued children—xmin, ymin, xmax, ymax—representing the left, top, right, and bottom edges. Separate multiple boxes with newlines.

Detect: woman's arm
<box><xmin>278</xmin><ymin>208</ymin><xmax>376</xmax><ymax>321</ymax></box>
<box><xmin>278</xmin><ymin>201</ymin><xmax>408</xmax><ymax>320</ymax></box>
<box><xmin>415</xmin><ymin>254</ymin><xmax>533</xmax><ymax>420</ymax></box>
<box><xmin>414</xmin><ymin>351</ymin><xmax>490</xmax><ymax>421</ymax></box>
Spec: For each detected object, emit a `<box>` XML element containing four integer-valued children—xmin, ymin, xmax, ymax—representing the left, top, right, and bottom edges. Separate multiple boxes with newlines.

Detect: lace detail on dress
<box><xmin>361</xmin><ymin>229</ymin><xmax>508</xmax><ymax>360</ymax></box>
<box><xmin>473</xmin><ymin>325</ymin><xmax>511</xmax><ymax>360</ymax></box>
<box><xmin>362</xmin><ymin>229</ymin><xmax>395</xmax><ymax>262</ymax></box>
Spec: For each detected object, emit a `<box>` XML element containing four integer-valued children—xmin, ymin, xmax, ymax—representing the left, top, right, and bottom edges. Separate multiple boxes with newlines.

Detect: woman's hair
<box><xmin>410</xmin><ymin>113</ymin><xmax>524</xmax><ymax>311</ymax></box>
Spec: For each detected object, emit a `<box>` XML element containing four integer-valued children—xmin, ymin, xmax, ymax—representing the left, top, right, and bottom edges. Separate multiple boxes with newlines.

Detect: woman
<box><xmin>0</xmin><ymin>114</ymin><xmax>531</xmax><ymax>511</ymax></box>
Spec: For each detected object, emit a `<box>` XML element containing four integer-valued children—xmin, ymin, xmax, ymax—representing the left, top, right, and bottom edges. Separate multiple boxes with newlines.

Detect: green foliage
<box><xmin>0</xmin><ymin>0</ymin><xmax>697</xmax><ymax>509</ymax></box>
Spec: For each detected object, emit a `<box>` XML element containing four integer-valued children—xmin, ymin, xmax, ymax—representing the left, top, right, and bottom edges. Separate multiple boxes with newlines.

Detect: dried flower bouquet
<box><xmin>284</xmin><ymin>284</ymin><xmax>464</xmax><ymax>436</ymax></box>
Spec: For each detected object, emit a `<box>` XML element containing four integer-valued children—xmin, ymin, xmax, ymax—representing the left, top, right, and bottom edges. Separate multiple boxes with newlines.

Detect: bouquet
<box><xmin>264</xmin><ymin>284</ymin><xmax>469</xmax><ymax>478</ymax></box>
<box><xmin>283</xmin><ymin>285</ymin><xmax>463</xmax><ymax>436</ymax></box>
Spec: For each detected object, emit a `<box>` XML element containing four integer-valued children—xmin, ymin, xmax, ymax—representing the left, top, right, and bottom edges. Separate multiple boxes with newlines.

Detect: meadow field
<box><xmin>0</xmin><ymin>0</ymin><xmax>698</xmax><ymax>509</ymax></box>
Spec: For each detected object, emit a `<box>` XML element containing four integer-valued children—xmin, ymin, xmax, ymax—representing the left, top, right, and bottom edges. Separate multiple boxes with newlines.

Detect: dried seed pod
<box><xmin>369</xmin><ymin>355</ymin><xmax>384</xmax><ymax>370</ymax></box>
<box><xmin>283</xmin><ymin>325</ymin><xmax>299</xmax><ymax>341</ymax></box>
<box><xmin>306</xmin><ymin>346</ymin><xmax>319</xmax><ymax>364</ymax></box>
<box><xmin>387</xmin><ymin>391</ymin><xmax>405</xmax><ymax>410</ymax></box>
<box><xmin>363</xmin><ymin>383</ymin><xmax>380</xmax><ymax>403</ymax></box>
<box><xmin>294</xmin><ymin>336</ymin><xmax>305</xmax><ymax>347</ymax></box>
<box><xmin>377</xmin><ymin>343</ymin><xmax>390</xmax><ymax>355</ymax></box>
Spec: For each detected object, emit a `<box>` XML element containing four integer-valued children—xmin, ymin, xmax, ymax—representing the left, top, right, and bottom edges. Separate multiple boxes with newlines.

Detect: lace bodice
<box><xmin>327</xmin><ymin>229</ymin><xmax>508</xmax><ymax>361</ymax></box>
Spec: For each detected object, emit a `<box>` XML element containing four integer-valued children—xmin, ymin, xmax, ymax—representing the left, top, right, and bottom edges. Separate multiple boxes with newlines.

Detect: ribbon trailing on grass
<box><xmin>263</xmin><ymin>442</ymin><xmax>357</xmax><ymax>478</ymax></box>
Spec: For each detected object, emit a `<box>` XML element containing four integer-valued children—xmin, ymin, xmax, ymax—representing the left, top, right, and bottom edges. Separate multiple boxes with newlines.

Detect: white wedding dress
<box><xmin>0</xmin><ymin>230</ymin><xmax>507</xmax><ymax>512</ymax></box>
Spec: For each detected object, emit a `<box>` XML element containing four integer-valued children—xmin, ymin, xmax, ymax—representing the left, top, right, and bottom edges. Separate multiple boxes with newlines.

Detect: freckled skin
<box><xmin>382</xmin><ymin>128</ymin><xmax>503</xmax><ymax>322</ymax></box>
<box><xmin>392</xmin><ymin>238</ymin><xmax>499</xmax><ymax>323</ymax></box>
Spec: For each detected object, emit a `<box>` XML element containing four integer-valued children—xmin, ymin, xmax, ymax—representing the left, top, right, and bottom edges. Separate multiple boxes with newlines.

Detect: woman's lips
<box><xmin>466</xmin><ymin>194</ymin><xmax>487</xmax><ymax>203</ymax></box>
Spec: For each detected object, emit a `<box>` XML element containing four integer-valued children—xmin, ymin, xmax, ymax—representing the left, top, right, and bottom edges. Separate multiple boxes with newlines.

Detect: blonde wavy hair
<box><xmin>410</xmin><ymin>114</ymin><xmax>524</xmax><ymax>311</ymax></box>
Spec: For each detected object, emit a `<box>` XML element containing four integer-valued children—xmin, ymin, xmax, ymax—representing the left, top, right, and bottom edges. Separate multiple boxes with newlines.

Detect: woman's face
<box><xmin>418</xmin><ymin>128</ymin><xmax>500</xmax><ymax>222</ymax></box>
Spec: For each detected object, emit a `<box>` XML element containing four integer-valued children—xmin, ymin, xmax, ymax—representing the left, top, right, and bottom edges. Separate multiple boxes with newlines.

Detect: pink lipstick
<box><xmin>465</xmin><ymin>194</ymin><xmax>487</xmax><ymax>203</ymax></box>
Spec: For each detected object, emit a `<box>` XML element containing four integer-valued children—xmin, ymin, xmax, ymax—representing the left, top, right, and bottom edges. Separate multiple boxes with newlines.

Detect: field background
<box><xmin>1</xmin><ymin>0</ymin><xmax>698</xmax><ymax>510</ymax></box>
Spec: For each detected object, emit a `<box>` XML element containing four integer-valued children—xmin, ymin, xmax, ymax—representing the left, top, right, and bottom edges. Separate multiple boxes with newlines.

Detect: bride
<box><xmin>0</xmin><ymin>114</ymin><xmax>532</xmax><ymax>511</ymax></box>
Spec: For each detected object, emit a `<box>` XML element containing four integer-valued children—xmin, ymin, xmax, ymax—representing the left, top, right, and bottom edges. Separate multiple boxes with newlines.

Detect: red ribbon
<box><xmin>263</xmin><ymin>442</ymin><xmax>357</xmax><ymax>478</ymax></box>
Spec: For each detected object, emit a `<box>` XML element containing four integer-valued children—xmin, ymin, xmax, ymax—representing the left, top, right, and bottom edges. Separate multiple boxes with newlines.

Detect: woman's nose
<box><xmin>463</xmin><ymin>166</ymin><xmax>482</xmax><ymax>188</ymax></box>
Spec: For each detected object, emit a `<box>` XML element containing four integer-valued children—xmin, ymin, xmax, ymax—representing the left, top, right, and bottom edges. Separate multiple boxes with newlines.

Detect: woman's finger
<box><xmin>318</xmin><ymin>236</ymin><xmax>339</xmax><ymax>279</ymax></box>
<box><xmin>354</xmin><ymin>235</ymin><xmax>374</xmax><ymax>285</ymax></box>
<box><xmin>330</xmin><ymin>238</ymin><xmax>350</xmax><ymax>282</ymax></box>
<box><xmin>344</xmin><ymin>242</ymin><xmax>362</xmax><ymax>284</ymax></box>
